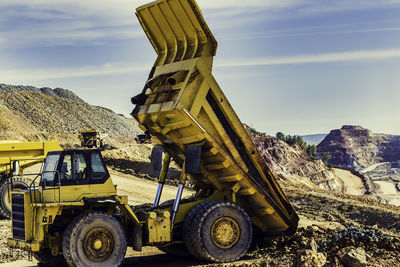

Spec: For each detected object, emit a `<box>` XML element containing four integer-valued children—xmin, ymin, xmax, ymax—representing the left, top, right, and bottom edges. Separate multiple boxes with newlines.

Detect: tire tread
<box><xmin>184</xmin><ymin>201</ymin><xmax>252</xmax><ymax>263</ymax></box>
<box><xmin>0</xmin><ymin>177</ymin><xmax>29</xmax><ymax>219</ymax></box>
<box><xmin>62</xmin><ymin>211</ymin><xmax>127</xmax><ymax>267</ymax></box>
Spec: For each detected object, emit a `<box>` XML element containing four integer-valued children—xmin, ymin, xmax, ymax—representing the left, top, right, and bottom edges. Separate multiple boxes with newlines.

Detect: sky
<box><xmin>1</xmin><ymin>0</ymin><xmax>400</xmax><ymax>135</ymax></box>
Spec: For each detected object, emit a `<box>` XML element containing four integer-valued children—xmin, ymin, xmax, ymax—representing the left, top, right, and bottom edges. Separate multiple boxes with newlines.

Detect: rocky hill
<box><xmin>318</xmin><ymin>125</ymin><xmax>400</xmax><ymax>205</ymax></box>
<box><xmin>252</xmin><ymin>135</ymin><xmax>366</xmax><ymax>196</ymax></box>
<box><xmin>0</xmin><ymin>83</ymin><xmax>141</xmax><ymax>145</ymax></box>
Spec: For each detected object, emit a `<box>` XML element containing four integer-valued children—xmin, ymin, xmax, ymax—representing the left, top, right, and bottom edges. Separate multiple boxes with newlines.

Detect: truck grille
<box><xmin>11</xmin><ymin>194</ymin><xmax>25</xmax><ymax>240</ymax></box>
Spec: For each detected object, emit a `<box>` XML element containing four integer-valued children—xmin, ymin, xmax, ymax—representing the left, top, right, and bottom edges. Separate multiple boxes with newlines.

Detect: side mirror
<box><xmin>12</xmin><ymin>160</ymin><xmax>20</xmax><ymax>176</ymax></box>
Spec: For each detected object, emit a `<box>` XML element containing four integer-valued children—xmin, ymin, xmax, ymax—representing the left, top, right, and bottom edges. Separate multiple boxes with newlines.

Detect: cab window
<box><xmin>60</xmin><ymin>155</ymin><xmax>72</xmax><ymax>181</ymax></box>
<box><xmin>91</xmin><ymin>152</ymin><xmax>106</xmax><ymax>179</ymax></box>
<box><xmin>76</xmin><ymin>154</ymin><xmax>87</xmax><ymax>180</ymax></box>
<box><xmin>60</xmin><ymin>153</ymin><xmax>87</xmax><ymax>181</ymax></box>
<box><xmin>42</xmin><ymin>154</ymin><xmax>60</xmax><ymax>185</ymax></box>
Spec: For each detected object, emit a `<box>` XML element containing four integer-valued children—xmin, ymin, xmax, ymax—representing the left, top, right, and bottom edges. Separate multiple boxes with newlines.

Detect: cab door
<box><xmin>55</xmin><ymin>151</ymin><xmax>90</xmax><ymax>202</ymax></box>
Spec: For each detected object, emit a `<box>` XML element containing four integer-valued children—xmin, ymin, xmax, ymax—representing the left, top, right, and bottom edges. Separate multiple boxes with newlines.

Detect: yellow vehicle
<box><xmin>79</xmin><ymin>130</ymin><xmax>103</xmax><ymax>149</ymax></box>
<box><xmin>0</xmin><ymin>141</ymin><xmax>61</xmax><ymax>219</ymax></box>
<box><xmin>7</xmin><ymin>0</ymin><xmax>298</xmax><ymax>266</ymax></box>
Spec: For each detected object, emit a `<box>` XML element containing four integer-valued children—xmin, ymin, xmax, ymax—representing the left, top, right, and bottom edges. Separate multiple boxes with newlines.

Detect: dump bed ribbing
<box><xmin>131</xmin><ymin>0</ymin><xmax>298</xmax><ymax>235</ymax></box>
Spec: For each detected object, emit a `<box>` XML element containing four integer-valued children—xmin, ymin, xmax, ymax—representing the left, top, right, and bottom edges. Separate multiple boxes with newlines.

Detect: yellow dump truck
<box><xmin>79</xmin><ymin>130</ymin><xmax>104</xmax><ymax>149</ymax></box>
<box><xmin>0</xmin><ymin>141</ymin><xmax>61</xmax><ymax>218</ymax></box>
<box><xmin>7</xmin><ymin>0</ymin><xmax>298</xmax><ymax>266</ymax></box>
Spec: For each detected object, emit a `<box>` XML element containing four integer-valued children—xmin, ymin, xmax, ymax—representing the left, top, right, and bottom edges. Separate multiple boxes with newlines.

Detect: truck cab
<box><xmin>8</xmin><ymin>150</ymin><xmax>119</xmax><ymax>253</ymax></box>
<box><xmin>42</xmin><ymin>150</ymin><xmax>109</xmax><ymax>186</ymax></box>
<box><xmin>38</xmin><ymin>150</ymin><xmax>116</xmax><ymax>202</ymax></box>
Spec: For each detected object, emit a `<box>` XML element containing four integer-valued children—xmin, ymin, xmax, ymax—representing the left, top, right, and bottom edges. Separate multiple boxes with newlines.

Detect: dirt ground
<box><xmin>1</xmin><ymin>160</ymin><xmax>400</xmax><ymax>266</ymax></box>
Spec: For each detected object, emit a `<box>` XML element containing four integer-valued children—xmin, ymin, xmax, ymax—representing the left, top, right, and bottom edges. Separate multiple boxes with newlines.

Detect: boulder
<box><xmin>296</xmin><ymin>249</ymin><xmax>326</xmax><ymax>267</ymax></box>
<box><xmin>339</xmin><ymin>247</ymin><xmax>367</xmax><ymax>267</ymax></box>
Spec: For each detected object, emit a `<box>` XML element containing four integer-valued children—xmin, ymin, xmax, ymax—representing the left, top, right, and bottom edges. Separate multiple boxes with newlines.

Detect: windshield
<box><xmin>83</xmin><ymin>132</ymin><xmax>98</xmax><ymax>137</ymax></box>
<box><xmin>42</xmin><ymin>154</ymin><xmax>60</xmax><ymax>184</ymax></box>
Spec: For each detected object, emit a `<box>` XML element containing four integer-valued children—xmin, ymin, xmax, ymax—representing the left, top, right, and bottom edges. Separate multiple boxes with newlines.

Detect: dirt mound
<box><xmin>0</xmin><ymin>83</ymin><xmax>141</xmax><ymax>146</ymax></box>
<box><xmin>246</xmin><ymin>179</ymin><xmax>400</xmax><ymax>266</ymax></box>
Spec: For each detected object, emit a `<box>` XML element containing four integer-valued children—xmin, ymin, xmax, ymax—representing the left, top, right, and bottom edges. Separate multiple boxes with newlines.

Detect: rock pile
<box><xmin>249</xmin><ymin>224</ymin><xmax>399</xmax><ymax>266</ymax></box>
<box><xmin>0</xmin><ymin>83</ymin><xmax>141</xmax><ymax>143</ymax></box>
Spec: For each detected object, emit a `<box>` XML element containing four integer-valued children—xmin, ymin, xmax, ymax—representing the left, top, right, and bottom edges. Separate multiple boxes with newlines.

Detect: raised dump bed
<box><xmin>0</xmin><ymin>141</ymin><xmax>62</xmax><ymax>174</ymax></box>
<box><xmin>132</xmin><ymin>0</ymin><xmax>298</xmax><ymax>235</ymax></box>
<box><xmin>0</xmin><ymin>141</ymin><xmax>62</xmax><ymax>218</ymax></box>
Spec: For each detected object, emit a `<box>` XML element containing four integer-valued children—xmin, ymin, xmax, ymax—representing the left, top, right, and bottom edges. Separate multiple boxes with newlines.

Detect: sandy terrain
<box><xmin>110</xmin><ymin>171</ymin><xmax>193</xmax><ymax>205</ymax></box>
<box><xmin>333</xmin><ymin>168</ymin><xmax>365</xmax><ymax>195</ymax></box>
<box><xmin>360</xmin><ymin>162</ymin><xmax>388</xmax><ymax>174</ymax></box>
<box><xmin>375</xmin><ymin>181</ymin><xmax>398</xmax><ymax>195</ymax></box>
<box><xmin>1</xmin><ymin>169</ymin><xmax>400</xmax><ymax>266</ymax></box>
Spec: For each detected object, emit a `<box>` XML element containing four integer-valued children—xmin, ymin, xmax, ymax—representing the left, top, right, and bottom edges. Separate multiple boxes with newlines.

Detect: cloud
<box><xmin>294</xmin><ymin>0</ymin><xmax>400</xmax><ymax>15</ymax></box>
<box><xmin>1</xmin><ymin>0</ymin><xmax>400</xmax><ymax>48</ymax></box>
<box><xmin>220</xmin><ymin>26</ymin><xmax>400</xmax><ymax>41</ymax></box>
<box><xmin>2</xmin><ymin>48</ymin><xmax>400</xmax><ymax>84</ymax></box>
<box><xmin>199</xmin><ymin>0</ymin><xmax>303</xmax><ymax>9</ymax></box>
<box><xmin>216</xmin><ymin>49</ymin><xmax>400</xmax><ymax>67</ymax></box>
<box><xmin>0</xmin><ymin>23</ymin><xmax>143</xmax><ymax>47</ymax></box>
<box><xmin>0</xmin><ymin>0</ymin><xmax>298</xmax><ymax>12</ymax></box>
<box><xmin>0</xmin><ymin>62</ymin><xmax>149</xmax><ymax>83</ymax></box>
<box><xmin>0</xmin><ymin>2</ymin><xmax>144</xmax><ymax>47</ymax></box>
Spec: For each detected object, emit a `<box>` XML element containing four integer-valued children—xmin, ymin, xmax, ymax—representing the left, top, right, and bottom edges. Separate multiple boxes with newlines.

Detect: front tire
<box><xmin>62</xmin><ymin>211</ymin><xmax>127</xmax><ymax>267</ymax></box>
<box><xmin>0</xmin><ymin>177</ymin><xmax>29</xmax><ymax>219</ymax></box>
<box><xmin>183</xmin><ymin>201</ymin><xmax>252</xmax><ymax>263</ymax></box>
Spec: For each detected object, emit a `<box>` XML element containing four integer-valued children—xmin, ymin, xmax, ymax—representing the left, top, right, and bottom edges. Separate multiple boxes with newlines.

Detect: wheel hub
<box><xmin>83</xmin><ymin>227</ymin><xmax>114</xmax><ymax>262</ymax></box>
<box><xmin>211</xmin><ymin>217</ymin><xmax>240</xmax><ymax>249</ymax></box>
<box><xmin>93</xmin><ymin>239</ymin><xmax>102</xmax><ymax>250</ymax></box>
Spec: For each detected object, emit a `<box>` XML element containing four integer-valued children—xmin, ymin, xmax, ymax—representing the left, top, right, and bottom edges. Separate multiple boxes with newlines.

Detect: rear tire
<box><xmin>62</xmin><ymin>211</ymin><xmax>127</xmax><ymax>267</ymax></box>
<box><xmin>183</xmin><ymin>201</ymin><xmax>252</xmax><ymax>263</ymax></box>
<box><xmin>0</xmin><ymin>177</ymin><xmax>29</xmax><ymax>219</ymax></box>
<box><xmin>33</xmin><ymin>248</ymin><xmax>66</xmax><ymax>266</ymax></box>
